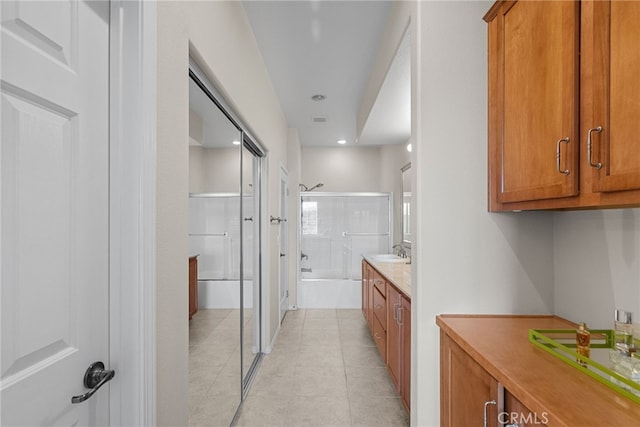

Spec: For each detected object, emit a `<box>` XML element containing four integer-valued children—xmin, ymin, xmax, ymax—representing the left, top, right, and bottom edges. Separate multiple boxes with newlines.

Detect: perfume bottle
<box><xmin>576</xmin><ymin>322</ymin><xmax>590</xmax><ymax>367</ymax></box>
<box><xmin>615</xmin><ymin>309</ymin><xmax>634</xmax><ymax>355</ymax></box>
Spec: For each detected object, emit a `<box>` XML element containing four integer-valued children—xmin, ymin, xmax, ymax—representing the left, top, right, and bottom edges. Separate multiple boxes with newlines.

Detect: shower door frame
<box><xmin>298</xmin><ymin>191</ymin><xmax>393</xmax><ymax>281</ymax></box>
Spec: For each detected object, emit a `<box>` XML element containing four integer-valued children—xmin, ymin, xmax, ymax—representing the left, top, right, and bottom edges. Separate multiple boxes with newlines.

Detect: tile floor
<box><xmin>189</xmin><ymin>308</ymin><xmax>409</xmax><ymax>427</ymax></box>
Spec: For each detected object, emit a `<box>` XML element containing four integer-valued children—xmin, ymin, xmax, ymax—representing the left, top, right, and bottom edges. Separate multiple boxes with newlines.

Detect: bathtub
<box><xmin>197</xmin><ymin>280</ymin><xmax>254</xmax><ymax>309</ymax></box>
<box><xmin>297</xmin><ymin>279</ymin><xmax>362</xmax><ymax>309</ymax></box>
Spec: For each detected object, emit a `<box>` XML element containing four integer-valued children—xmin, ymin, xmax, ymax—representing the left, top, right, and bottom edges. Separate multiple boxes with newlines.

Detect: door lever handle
<box><xmin>71</xmin><ymin>361</ymin><xmax>115</xmax><ymax>404</ymax></box>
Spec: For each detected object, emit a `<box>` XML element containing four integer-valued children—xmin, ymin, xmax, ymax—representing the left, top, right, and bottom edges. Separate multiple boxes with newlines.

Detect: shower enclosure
<box><xmin>298</xmin><ymin>192</ymin><xmax>392</xmax><ymax>308</ymax></box>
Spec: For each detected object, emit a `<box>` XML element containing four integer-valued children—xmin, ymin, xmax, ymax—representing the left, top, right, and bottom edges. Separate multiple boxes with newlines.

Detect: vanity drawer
<box><xmin>373</xmin><ymin>285</ymin><xmax>387</xmax><ymax>330</ymax></box>
<box><xmin>373</xmin><ymin>315</ymin><xmax>386</xmax><ymax>360</ymax></box>
<box><xmin>373</xmin><ymin>272</ymin><xmax>386</xmax><ymax>295</ymax></box>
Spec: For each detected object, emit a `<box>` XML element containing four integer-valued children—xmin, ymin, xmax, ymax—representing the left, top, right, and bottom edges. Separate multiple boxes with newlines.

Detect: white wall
<box><xmin>188</xmin><ymin>146</ymin><xmax>240</xmax><ymax>193</ymax></box>
<box><xmin>413</xmin><ymin>2</ymin><xmax>555</xmax><ymax>426</ymax></box>
<box><xmin>554</xmin><ymin>209</ymin><xmax>640</xmax><ymax>333</ymax></box>
<box><xmin>301</xmin><ymin>146</ymin><xmax>382</xmax><ymax>192</ymax></box>
<box><xmin>157</xmin><ymin>2</ymin><xmax>288</xmax><ymax>425</ymax></box>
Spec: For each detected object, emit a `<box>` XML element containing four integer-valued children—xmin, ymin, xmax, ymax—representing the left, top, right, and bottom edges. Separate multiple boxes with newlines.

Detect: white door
<box><xmin>279</xmin><ymin>167</ymin><xmax>289</xmax><ymax>322</ymax></box>
<box><xmin>1</xmin><ymin>1</ymin><xmax>111</xmax><ymax>425</ymax></box>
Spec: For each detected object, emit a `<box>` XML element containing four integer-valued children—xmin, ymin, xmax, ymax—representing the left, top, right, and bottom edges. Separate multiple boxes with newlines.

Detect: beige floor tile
<box><xmin>300</xmin><ymin>332</ymin><xmax>342</xmax><ymax>348</ymax></box>
<box><xmin>250</xmin><ymin>371</ymin><xmax>297</xmax><ymax>396</ymax></box>
<box><xmin>345</xmin><ymin>366</ymin><xmax>398</xmax><ymax>397</ymax></box>
<box><xmin>349</xmin><ymin>396</ymin><xmax>408</xmax><ymax>427</ymax></box>
<box><xmin>293</xmin><ymin>366</ymin><xmax>348</xmax><ymax>397</ymax></box>
<box><xmin>190</xmin><ymin>308</ymin><xmax>409</xmax><ymax>427</ymax></box>
<box><xmin>339</xmin><ymin>327</ymin><xmax>376</xmax><ymax>347</ymax></box>
<box><xmin>189</xmin><ymin>394</ymin><xmax>240</xmax><ymax>427</ymax></box>
<box><xmin>285</xmin><ymin>395</ymin><xmax>352</xmax><ymax>427</ymax></box>
<box><xmin>297</xmin><ymin>347</ymin><xmax>344</xmax><ymax>369</ymax></box>
<box><xmin>336</xmin><ymin>308</ymin><xmax>363</xmax><ymax>319</ymax></box>
<box><xmin>304</xmin><ymin>309</ymin><xmax>337</xmax><ymax>319</ymax></box>
<box><xmin>259</xmin><ymin>354</ymin><xmax>299</xmax><ymax>376</ymax></box>
<box><xmin>342</xmin><ymin>344</ymin><xmax>385</xmax><ymax>368</ymax></box>
<box><xmin>303</xmin><ymin>317</ymin><xmax>340</xmax><ymax>330</ymax></box>
<box><xmin>235</xmin><ymin>395</ymin><xmax>290</xmax><ymax>427</ymax></box>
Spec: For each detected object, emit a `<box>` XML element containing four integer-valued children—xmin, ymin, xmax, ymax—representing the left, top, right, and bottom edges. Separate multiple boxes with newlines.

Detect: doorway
<box><xmin>279</xmin><ymin>166</ymin><xmax>290</xmax><ymax>322</ymax></box>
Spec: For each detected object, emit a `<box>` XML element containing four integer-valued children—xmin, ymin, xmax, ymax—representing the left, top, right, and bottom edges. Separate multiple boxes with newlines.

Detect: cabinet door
<box><xmin>504</xmin><ymin>390</ymin><xmax>546</xmax><ymax>426</ymax></box>
<box><xmin>490</xmin><ymin>0</ymin><xmax>579</xmax><ymax>204</ymax></box>
<box><xmin>362</xmin><ymin>261</ymin><xmax>368</xmax><ymax>321</ymax></box>
<box><xmin>586</xmin><ymin>1</ymin><xmax>640</xmax><ymax>193</ymax></box>
<box><xmin>441</xmin><ymin>332</ymin><xmax>500</xmax><ymax>427</ymax></box>
<box><xmin>400</xmin><ymin>296</ymin><xmax>411</xmax><ymax>412</ymax></box>
<box><xmin>386</xmin><ymin>285</ymin><xmax>401</xmax><ymax>391</ymax></box>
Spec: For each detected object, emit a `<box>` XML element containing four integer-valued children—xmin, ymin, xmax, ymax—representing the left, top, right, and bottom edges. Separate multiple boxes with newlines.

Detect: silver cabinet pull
<box><xmin>587</xmin><ymin>126</ymin><xmax>603</xmax><ymax>169</ymax></box>
<box><xmin>71</xmin><ymin>361</ymin><xmax>115</xmax><ymax>404</ymax></box>
<box><xmin>483</xmin><ymin>400</ymin><xmax>497</xmax><ymax>427</ymax></box>
<box><xmin>556</xmin><ymin>137</ymin><xmax>571</xmax><ymax>175</ymax></box>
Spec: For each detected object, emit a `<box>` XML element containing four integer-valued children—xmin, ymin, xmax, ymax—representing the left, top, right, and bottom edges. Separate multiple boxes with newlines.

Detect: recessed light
<box><xmin>337</xmin><ymin>139</ymin><xmax>346</xmax><ymax>145</ymax></box>
<box><xmin>311</xmin><ymin>94</ymin><xmax>326</xmax><ymax>102</ymax></box>
<box><xmin>232</xmin><ymin>140</ymin><xmax>241</xmax><ymax>146</ymax></box>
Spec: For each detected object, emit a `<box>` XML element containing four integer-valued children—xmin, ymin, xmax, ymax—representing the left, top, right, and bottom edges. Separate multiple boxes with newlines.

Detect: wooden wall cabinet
<box><xmin>362</xmin><ymin>259</ymin><xmax>411</xmax><ymax>413</ymax></box>
<box><xmin>485</xmin><ymin>0</ymin><xmax>640</xmax><ymax>211</ymax></box>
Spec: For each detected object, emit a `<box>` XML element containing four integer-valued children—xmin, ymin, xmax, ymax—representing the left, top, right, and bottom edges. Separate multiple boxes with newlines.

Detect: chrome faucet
<box><xmin>392</xmin><ymin>244</ymin><xmax>407</xmax><ymax>258</ymax></box>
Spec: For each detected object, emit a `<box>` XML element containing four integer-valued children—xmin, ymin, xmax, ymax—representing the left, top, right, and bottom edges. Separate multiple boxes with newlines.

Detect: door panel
<box><xmin>591</xmin><ymin>0</ymin><xmax>640</xmax><ymax>192</ymax></box>
<box><xmin>279</xmin><ymin>170</ymin><xmax>289</xmax><ymax>322</ymax></box>
<box><xmin>1</xmin><ymin>1</ymin><xmax>109</xmax><ymax>425</ymax></box>
<box><xmin>498</xmin><ymin>0</ymin><xmax>579</xmax><ymax>202</ymax></box>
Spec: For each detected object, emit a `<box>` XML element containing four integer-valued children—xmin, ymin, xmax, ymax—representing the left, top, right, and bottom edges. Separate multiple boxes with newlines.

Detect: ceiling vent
<box><xmin>312</xmin><ymin>115</ymin><xmax>328</xmax><ymax>123</ymax></box>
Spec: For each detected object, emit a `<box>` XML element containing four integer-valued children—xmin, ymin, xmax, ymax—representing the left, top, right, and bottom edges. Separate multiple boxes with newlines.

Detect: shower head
<box><xmin>299</xmin><ymin>183</ymin><xmax>324</xmax><ymax>192</ymax></box>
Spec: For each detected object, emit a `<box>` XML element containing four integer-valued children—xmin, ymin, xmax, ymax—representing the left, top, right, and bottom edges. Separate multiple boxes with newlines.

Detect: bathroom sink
<box><xmin>368</xmin><ymin>254</ymin><xmax>409</xmax><ymax>263</ymax></box>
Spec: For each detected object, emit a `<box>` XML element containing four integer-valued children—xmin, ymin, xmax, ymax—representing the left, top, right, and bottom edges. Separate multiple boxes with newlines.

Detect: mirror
<box><xmin>187</xmin><ymin>67</ymin><xmax>264</xmax><ymax>422</ymax></box>
<box><xmin>401</xmin><ymin>162</ymin><xmax>411</xmax><ymax>247</ymax></box>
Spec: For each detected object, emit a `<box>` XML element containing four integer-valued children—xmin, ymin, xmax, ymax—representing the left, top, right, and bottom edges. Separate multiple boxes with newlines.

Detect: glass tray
<box><xmin>529</xmin><ymin>329</ymin><xmax>640</xmax><ymax>404</ymax></box>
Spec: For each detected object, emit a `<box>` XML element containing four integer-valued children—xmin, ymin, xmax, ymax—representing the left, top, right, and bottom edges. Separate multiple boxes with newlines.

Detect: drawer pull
<box><xmin>556</xmin><ymin>137</ymin><xmax>570</xmax><ymax>175</ymax></box>
<box><xmin>375</xmin><ymin>304</ymin><xmax>383</xmax><ymax>310</ymax></box>
<box><xmin>374</xmin><ymin>333</ymin><xmax>382</xmax><ymax>340</ymax></box>
<box><xmin>587</xmin><ymin>126</ymin><xmax>603</xmax><ymax>169</ymax></box>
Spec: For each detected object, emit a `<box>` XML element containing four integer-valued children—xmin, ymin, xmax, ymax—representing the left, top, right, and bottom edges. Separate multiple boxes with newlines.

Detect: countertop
<box><xmin>437</xmin><ymin>315</ymin><xmax>640</xmax><ymax>426</ymax></box>
<box><xmin>362</xmin><ymin>255</ymin><xmax>411</xmax><ymax>299</ymax></box>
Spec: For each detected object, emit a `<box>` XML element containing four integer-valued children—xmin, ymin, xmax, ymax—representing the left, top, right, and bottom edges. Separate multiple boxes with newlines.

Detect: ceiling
<box><xmin>242</xmin><ymin>0</ymin><xmax>410</xmax><ymax>148</ymax></box>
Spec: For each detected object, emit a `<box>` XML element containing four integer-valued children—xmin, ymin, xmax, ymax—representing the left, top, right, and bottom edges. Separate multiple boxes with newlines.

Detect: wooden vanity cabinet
<box><xmin>386</xmin><ymin>285</ymin><xmax>401</xmax><ymax>389</ymax></box>
<box><xmin>189</xmin><ymin>255</ymin><xmax>198</xmax><ymax>320</ymax></box>
<box><xmin>361</xmin><ymin>259</ymin><xmax>411</xmax><ymax>412</ymax></box>
<box><xmin>485</xmin><ymin>0</ymin><xmax>640</xmax><ymax>211</ymax></box>
<box><xmin>400</xmin><ymin>295</ymin><xmax>410</xmax><ymax>412</ymax></box>
<box><xmin>362</xmin><ymin>261</ymin><xmax>370</xmax><ymax>325</ymax></box>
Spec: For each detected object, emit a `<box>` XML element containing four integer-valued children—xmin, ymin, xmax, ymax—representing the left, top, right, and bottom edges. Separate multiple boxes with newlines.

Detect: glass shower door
<box><xmin>300</xmin><ymin>193</ymin><xmax>391</xmax><ymax>280</ymax></box>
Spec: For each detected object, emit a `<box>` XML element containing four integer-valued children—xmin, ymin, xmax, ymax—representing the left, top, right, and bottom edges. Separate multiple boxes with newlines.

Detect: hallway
<box><xmin>189</xmin><ymin>309</ymin><xmax>409</xmax><ymax>426</ymax></box>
